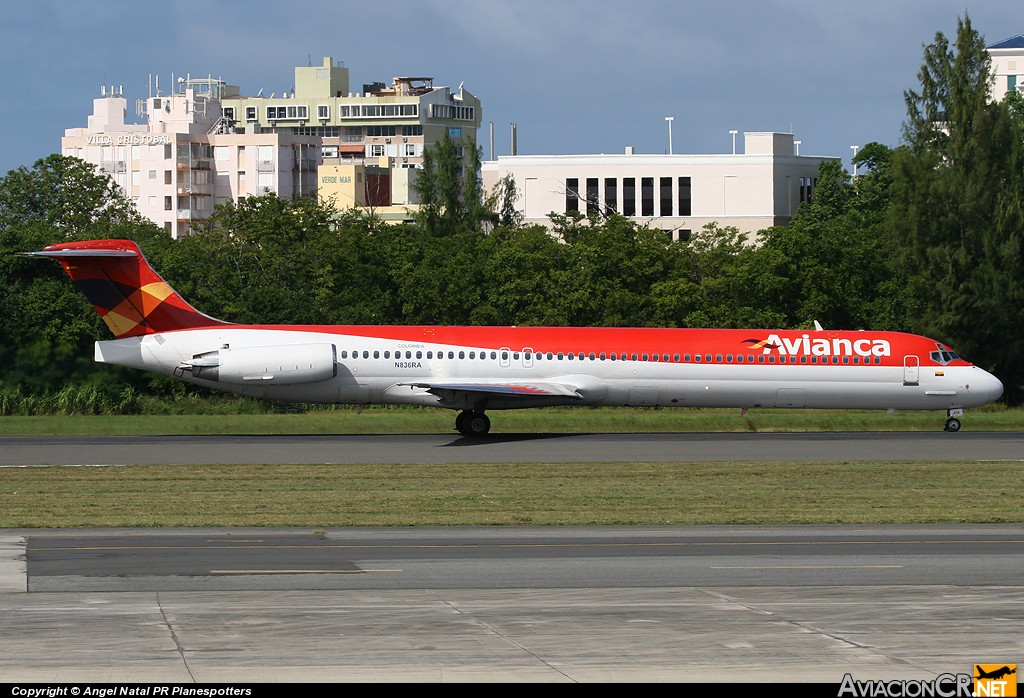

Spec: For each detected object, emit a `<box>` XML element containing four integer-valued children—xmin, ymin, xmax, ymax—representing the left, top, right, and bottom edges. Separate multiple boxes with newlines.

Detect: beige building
<box><xmin>988</xmin><ymin>34</ymin><xmax>1024</xmax><ymax>101</ymax></box>
<box><xmin>481</xmin><ymin>132</ymin><xmax>836</xmax><ymax>240</ymax></box>
<box><xmin>220</xmin><ymin>58</ymin><xmax>481</xmax><ymax>173</ymax></box>
<box><xmin>317</xmin><ymin>160</ymin><xmax>418</xmax><ymax>224</ymax></box>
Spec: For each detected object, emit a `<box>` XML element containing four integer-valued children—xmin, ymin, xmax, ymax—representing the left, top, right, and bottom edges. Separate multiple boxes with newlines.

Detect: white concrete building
<box><xmin>988</xmin><ymin>34</ymin><xmax>1024</xmax><ymax>101</ymax></box>
<box><xmin>481</xmin><ymin>132</ymin><xmax>836</xmax><ymax>240</ymax></box>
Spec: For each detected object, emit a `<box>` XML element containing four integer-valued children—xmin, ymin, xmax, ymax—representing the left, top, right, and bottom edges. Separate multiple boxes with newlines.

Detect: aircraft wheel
<box><xmin>458</xmin><ymin>411</ymin><xmax>491</xmax><ymax>437</ymax></box>
<box><xmin>944</xmin><ymin>417</ymin><xmax>961</xmax><ymax>432</ymax></box>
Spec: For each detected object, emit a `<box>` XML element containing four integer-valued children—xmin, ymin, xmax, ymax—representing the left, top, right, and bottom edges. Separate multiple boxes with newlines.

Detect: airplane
<box><xmin>975</xmin><ymin>666</ymin><xmax>1017</xmax><ymax>681</ymax></box>
<box><xmin>27</xmin><ymin>238</ymin><xmax>1004</xmax><ymax>436</ymax></box>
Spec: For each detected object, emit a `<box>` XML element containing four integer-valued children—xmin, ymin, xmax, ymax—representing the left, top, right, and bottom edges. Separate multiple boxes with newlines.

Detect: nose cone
<box><xmin>973</xmin><ymin>368</ymin><xmax>1004</xmax><ymax>405</ymax></box>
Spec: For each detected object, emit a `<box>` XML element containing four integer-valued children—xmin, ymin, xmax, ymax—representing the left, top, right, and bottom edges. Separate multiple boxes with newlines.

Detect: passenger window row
<box><xmin>335</xmin><ymin>349</ymin><xmax>882</xmax><ymax>365</ymax></box>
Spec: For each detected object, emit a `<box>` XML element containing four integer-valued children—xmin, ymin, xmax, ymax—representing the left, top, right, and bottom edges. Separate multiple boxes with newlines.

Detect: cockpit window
<box><xmin>930</xmin><ymin>344</ymin><xmax>961</xmax><ymax>366</ymax></box>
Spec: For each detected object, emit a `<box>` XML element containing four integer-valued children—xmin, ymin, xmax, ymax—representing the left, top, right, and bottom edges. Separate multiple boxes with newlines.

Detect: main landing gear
<box><xmin>455</xmin><ymin>410</ymin><xmax>491</xmax><ymax>437</ymax></box>
<box><xmin>944</xmin><ymin>408</ymin><xmax>964</xmax><ymax>432</ymax></box>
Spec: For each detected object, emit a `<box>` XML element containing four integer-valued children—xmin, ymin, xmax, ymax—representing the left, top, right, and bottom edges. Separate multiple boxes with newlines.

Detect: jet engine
<box><xmin>182</xmin><ymin>344</ymin><xmax>337</xmax><ymax>385</ymax></box>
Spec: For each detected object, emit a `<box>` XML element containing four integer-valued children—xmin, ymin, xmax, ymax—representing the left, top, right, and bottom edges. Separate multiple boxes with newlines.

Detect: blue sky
<box><xmin>0</xmin><ymin>1</ymin><xmax>1019</xmax><ymax>177</ymax></box>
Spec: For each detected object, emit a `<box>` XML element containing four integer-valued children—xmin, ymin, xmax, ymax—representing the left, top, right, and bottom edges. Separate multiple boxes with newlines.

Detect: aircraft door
<box><xmin>499</xmin><ymin>347</ymin><xmax>511</xmax><ymax>368</ymax></box>
<box><xmin>903</xmin><ymin>355</ymin><xmax>920</xmax><ymax>386</ymax></box>
<box><xmin>522</xmin><ymin>347</ymin><xmax>534</xmax><ymax>368</ymax></box>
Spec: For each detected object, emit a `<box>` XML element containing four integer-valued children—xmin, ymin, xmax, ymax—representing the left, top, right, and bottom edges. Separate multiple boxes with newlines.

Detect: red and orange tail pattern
<box><xmin>32</xmin><ymin>239</ymin><xmax>229</xmax><ymax>338</ymax></box>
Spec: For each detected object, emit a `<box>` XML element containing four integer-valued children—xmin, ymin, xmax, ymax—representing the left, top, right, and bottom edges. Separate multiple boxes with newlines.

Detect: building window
<box><xmin>293</xmin><ymin>126</ymin><xmax>339</xmax><ymax>137</ymax></box>
<box><xmin>245</xmin><ymin>106</ymin><xmax>257</xmax><ymax>120</ymax></box>
<box><xmin>641</xmin><ymin>177</ymin><xmax>654</xmax><ymax>216</ymax></box>
<box><xmin>448</xmin><ymin>127</ymin><xmax>462</xmax><ymax>138</ymax></box>
<box><xmin>604</xmin><ymin>178</ymin><xmax>617</xmax><ymax>214</ymax></box>
<box><xmin>800</xmin><ymin>177</ymin><xmax>816</xmax><ymax>203</ymax></box>
<box><xmin>317</xmin><ymin>105</ymin><xmax>330</xmax><ymax>120</ymax></box>
<box><xmin>586</xmin><ymin>178</ymin><xmax>599</xmax><ymax>215</ymax></box>
<box><xmin>565</xmin><ymin>178</ymin><xmax>579</xmax><ymax>212</ymax></box>
<box><xmin>430</xmin><ymin>104</ymin><xmax>475</xmax><ymax>121</ymax></box>
<box><xmin>660</xmin><ymin>177</ymin><xmax>673</xmax><ymax>217</ymax></box>
<box><xmin>369</xmin><ymin>144</ymin><xmax>385</xmax><ymax>157</ymax></box>
<box><xmin>678</xmin><ymin>177</ymin><xmax>691</xmax><ymax>216</ymax></box>
<box><xmin>623</xmin><ymin>177</ymin><xmax>636</xmax><ymax>216</ymax></box>
<box><xmin>402</xmin><ymin>125</ymin><xmax>423</xmax><ymax>136</ymax></box>
<box><xmin>366</xmin><ymin>125</ymin><xmax>396</xmax><ymax>137</ymax></box>
<box><xmin>223</xmin><ymin>107</ymin><xmax>235</xmax><ymax>121</ymax></box>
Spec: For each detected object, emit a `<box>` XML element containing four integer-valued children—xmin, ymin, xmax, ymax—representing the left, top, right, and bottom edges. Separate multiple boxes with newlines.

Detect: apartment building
<box><xmin>61</xmin><ymin>57</ymin><xmax>481</xmax><ymax>236</ymax></box>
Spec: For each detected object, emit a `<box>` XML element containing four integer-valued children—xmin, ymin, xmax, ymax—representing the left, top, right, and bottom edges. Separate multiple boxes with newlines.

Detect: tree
<box><xmin>413</xmin><ymin>131</ymin><xmax>488</xmax><ymax>236</ymax></box>
<box><xmin>757</xmin><ymin>154</ymin><xmax>908</xmax><ymax>332</ymax></box>
<box><xmin>186</xmin><ymin>194</ymin><xmax>342</xmax><ymax>325</ymax></box>
<box><xmin>892</xmin><ymin>15</ymin><xmax>1024</xmax><ymax>404</ymax></box>
<box><xmin>0</xmin><ymin>155</ymin><xmax>162</xmax><ymax>392</ymax></box>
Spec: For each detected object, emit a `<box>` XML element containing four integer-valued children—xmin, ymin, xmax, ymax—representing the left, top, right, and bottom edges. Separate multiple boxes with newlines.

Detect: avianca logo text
<box><xmin>746</xmin><ymin>334</ymin><xmax>892</xmax><ymax>358</ymax></box>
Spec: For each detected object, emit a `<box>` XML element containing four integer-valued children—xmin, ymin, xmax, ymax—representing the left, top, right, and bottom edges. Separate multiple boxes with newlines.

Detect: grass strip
<box><xmin>1</xmin><ymin>461</ymin><xmax>1020</xmax><ymax>528</ymax></box>
<box><xmin>0</xmin><ymin>405</ymin><xmax>1021</xmax><ymax>435</ymax></box>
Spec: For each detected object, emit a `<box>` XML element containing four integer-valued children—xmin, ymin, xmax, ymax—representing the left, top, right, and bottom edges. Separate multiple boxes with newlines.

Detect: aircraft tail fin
<box><xmin>26</xmin><ymin>239</ymin><xmax>230</xmax><ymax>338</ymax></box>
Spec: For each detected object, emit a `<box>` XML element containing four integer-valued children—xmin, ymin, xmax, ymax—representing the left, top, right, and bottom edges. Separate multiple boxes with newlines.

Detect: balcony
<box><xmin>177</xmin><ymin>182</ymin><xmax>212</xmax><ymax>196</ymax></box>
<box><xmin>176</xmin><ymin>157</ymin><xmax>211</xmax><ymax>170</ymax></box>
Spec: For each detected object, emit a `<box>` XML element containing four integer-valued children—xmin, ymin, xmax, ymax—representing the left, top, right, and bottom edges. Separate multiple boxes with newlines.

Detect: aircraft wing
<box><xmin>398</xmin><ymin>380</ymin><xmax>583</xmax><ymax>402</ymax></box>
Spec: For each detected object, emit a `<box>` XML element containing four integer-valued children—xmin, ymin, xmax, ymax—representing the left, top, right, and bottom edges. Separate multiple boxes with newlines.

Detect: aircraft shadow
<box><xmin>442</xmin><ymin>432</ymin><xmax>587</xmax><ymax>447</ymax></box>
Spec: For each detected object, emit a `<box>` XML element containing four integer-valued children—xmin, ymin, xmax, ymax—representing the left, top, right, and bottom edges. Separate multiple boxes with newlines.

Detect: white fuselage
<box><xmin>94</xmin><ymin>328</ymin><xmax>1004</xmax><ymax>412</ymax></box>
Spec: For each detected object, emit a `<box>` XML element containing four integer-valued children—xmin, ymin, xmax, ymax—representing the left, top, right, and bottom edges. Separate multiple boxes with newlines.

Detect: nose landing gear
<box><xmin>455</xmin><ymin>410</ymin><xmax>491</xmax><ymax>437</ymax></box>
<box><xmin>944</xmin><ymin>408</ymin><xmax>964</xmax><ymax>432</ymax></box>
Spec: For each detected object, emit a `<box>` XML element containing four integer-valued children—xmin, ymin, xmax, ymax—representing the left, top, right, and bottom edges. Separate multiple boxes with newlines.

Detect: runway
<box><xmin>2</xmin><ymin>430</ymin><xmax>1023</xmax><ymax>465</ymax></box>
<box><xmin>1</xmin><ymin>433</ymin><xmax>1022</xmax><ymax>683</ymax></box>
<box><xmin>1</xmin><ymin>525</ymin><xmax>1023</xmax><ymax>682</ymax></box>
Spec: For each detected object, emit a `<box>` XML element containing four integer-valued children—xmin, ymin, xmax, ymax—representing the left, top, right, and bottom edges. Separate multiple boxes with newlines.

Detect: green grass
<box><xmin>0</xmin><ymin>404</ymin><xmax>1021</xmax><ymax>435</ymax></box>
<box><xmin>1</xmin><ymin>460</ymin><xmax>1021</xmax><ymax>528</ymax></box>
<box><xmin>2</xmin><ymin>406</ymin><xmax>1020</xmax><ymax>528</ymax></box>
